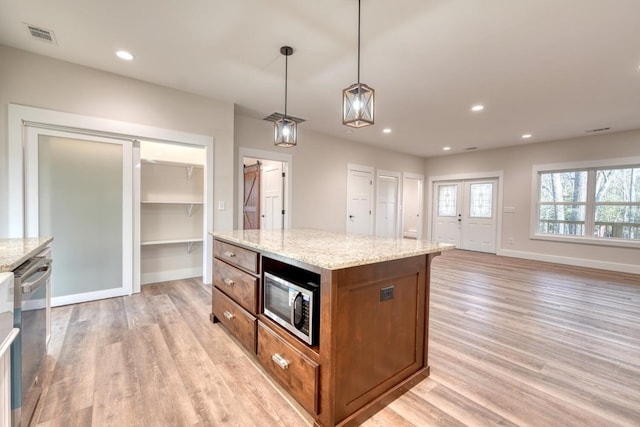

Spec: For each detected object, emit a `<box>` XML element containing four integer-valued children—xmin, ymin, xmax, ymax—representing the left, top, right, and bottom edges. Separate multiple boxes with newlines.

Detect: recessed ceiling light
<box><xmin>383</xmin><ymin>128</ymin><xmax>392</xmax><ymax>134</ymax></box>
<box><xmin>522</xmin><ymin>134</ymin><xmax>532</xmax><ymax>139</ymax></box>
<box><xmin>471</xmin><ymin>105</ymin><xmax>485</xmax><ymax>112</ymax></box>
<box><xmin>116</xmin><ymin>50</ymin><xmax>134</xmax><ymax>61</ymax></box>
<box><xmin>443</xmin><ymin>146</ymin><xmax>451</xmax><ymax>151</ymax></box>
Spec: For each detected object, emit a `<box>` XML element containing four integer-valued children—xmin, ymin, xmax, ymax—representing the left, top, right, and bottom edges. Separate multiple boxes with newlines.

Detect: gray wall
<box><xmin>425</xmin><ymin>130</ymin><xmax>640</xmax><ymax>272</ymax></box>
<box><xmin>2</xmin><ymin>45</ymin><xmax>638</xmax><ymax>273</ymax></box>
<box><xmin>234</xmin><ymin>115</ymin><xmax>425</xmax><ymax>232</ymax></box>
<box><xmin>0</xmin><ymin>44</ymin><xmax>235</xmax><ymax>235</ymax></box>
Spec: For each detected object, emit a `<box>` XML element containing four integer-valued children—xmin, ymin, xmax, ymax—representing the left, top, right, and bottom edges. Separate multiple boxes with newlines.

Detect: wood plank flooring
<box><xmin>33</xmin><ymin>250</ymin><xmax>640</xmax><ymax>426</ymax></box>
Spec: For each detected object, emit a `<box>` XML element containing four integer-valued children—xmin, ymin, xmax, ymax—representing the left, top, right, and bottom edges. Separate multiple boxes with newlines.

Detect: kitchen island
<box><xmin>210</xmin><ymin>229</ymin><xmax>453</xmax><ymax>426</ymax></box>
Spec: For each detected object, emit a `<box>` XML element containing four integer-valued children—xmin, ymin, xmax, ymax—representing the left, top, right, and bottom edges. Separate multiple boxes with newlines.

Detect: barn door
<box><xmin>243</xmin><ymin>163</ymin><xmax>261</xmax><ymax>229</ymax></box>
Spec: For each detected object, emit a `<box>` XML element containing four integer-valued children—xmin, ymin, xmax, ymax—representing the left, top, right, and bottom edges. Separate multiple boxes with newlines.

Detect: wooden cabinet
<box><xmin>211</xmin><ymin>235</ymin><xmax>440</xmax><ymax>427</ymax></box>
<box><xmin>213</xmin><ymin>240</ymin><xmax>258</xmax><ymax>274</ymax></box>
<box><xmin>211</xmin><ymin>241</ymin><xmax>260</xmax><ymax>353</ymax></box>
<box><xmin>212</xmin><ymin>259</ymin><xmax>257</xmax><ymax>313</ymax></box>
<box><xmin>256</xmin><ymin>321</ymin><xmax>319</xmax><ymax>414</ymax></box>
<box><xmin>212</xmin><ymin>287</ymin><xmax>257</xmax><ymax>353</ymax></box>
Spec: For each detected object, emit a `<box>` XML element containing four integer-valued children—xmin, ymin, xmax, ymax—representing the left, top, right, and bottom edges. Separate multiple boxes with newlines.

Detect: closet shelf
<box><xmin>141</xmin><ymin>238</ymin><xmax>203</xmax><ymax>245</ymax></box>
<box><xmin>141</xmin><ymin>201</ymin><xmax>204</xmax><ymax>205</ymax></box>
<box><xmin>141</xmin><ymin>158</ymin><xmax>204</xmax><ymax>168</ymax></box>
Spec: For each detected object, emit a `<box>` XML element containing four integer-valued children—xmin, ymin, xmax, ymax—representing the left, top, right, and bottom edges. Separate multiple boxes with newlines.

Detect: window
<box><xmin>438</xmin><ymin>184</ymin><xmax>457</xmax><ymax>217</ymax></box>
<box><xmin>538</xmin><ymin>171</ymin><xmax>587</xmax><ymax>236</ymax></box>
<box><xmin>594</xmin><ymin>167</ymin><xmax>640</xmax><ymax>240</ymax></box>
<box><xmin>469</xmin><ymin>183</ymin><xmax>493</xmax><ymax>218</ymax></box>
<box><xmin>535</xmin><ymin>163</ymin><xmax>640</xmax><ymax>244</ymax></box>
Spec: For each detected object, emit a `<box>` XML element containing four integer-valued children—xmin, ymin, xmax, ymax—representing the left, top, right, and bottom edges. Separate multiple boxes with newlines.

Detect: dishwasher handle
<box><xmin>21</xmin><ymin>262</ymin><xmax>52</xmax><ymax>294</ymax></box>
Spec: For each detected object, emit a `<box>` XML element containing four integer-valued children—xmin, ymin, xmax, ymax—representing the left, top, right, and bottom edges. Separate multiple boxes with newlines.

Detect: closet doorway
<box><xmin>238</xmin><ymin>148</ymin><xmax>292</xmax><ymax>230</ymax></box>
<box><xmin>8</xmin><ymin>104</ymin><xmax>215</xmax><ymax>304</ymax></box>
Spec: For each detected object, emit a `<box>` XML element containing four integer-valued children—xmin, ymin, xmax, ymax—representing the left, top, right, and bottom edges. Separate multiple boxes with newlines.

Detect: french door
<box><xmin>433</xmin><ymin>179</ymin><xmax>498</xmax><ymax>253</ymax></box>
<box><xmin>24</xmin><ymin>127</ymin><xmax>134</xmax><ymax>306</ymax></box>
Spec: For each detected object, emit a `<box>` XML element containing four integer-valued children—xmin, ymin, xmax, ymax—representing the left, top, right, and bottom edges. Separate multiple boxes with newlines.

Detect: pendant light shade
<box><xmin>343</xmin><ymin>0</ymin><xmax>374</xmax><ymax>128</ymax></box>
<box><xmin>275</xmin><ymin>46</ymin><xmax>297</xmax><ymax>147</ymax></box>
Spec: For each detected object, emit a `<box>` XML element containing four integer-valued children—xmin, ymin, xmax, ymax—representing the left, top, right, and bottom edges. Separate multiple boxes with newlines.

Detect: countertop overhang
<box><xmin>0</xmin><ymin>237</ymin><xmax>54</xmax><ymax>272</ymax></box>
<box><xmin>212</xmin><ymin>229</ymin><xmax>454</xmax><ymax>270</ymax></box>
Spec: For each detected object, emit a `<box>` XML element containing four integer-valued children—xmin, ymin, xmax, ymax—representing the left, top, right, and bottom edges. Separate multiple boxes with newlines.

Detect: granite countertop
<box><xmin>0</xmin><ymin>237</ymin><xmax>54</xmax><ymax>272</ymax></box>
<box><xmin>212</xmin><ymin>228</ymin><xmax>454</xmax><ymax>270</ymax></box>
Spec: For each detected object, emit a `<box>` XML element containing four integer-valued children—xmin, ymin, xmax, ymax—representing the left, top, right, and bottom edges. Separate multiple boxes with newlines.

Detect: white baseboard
<box><xmin>497</xmin><ymin>248</ymin><xmax>640</xmax><ymax>275</ymax></box>
<box><xmin>51</xmin><ymin>287</ymin><xmax>132</xmax><ymax>307</ymax></box>
<box><xmin>141</xmin><ymin>267</ymin><xmax>202</xmax><ymax>286</ymax></box>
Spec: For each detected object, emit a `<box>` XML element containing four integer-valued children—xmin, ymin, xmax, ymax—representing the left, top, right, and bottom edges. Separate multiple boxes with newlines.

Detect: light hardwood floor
<box><xmin>32</xmin><ymin>250</ymin><xmax>640</xmax><ymax>426</ymax></box>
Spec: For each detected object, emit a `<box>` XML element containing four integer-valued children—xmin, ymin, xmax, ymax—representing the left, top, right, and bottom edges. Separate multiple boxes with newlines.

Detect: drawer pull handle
<box><xmin>272</xmin><ymin>353</ymin><xmax>290</xmax><ymax>370</ymax></box>
<box><xmin>224</xmin><ymin>251</ymin><xmax>236</xmax><ymax>258</ymax></box>
<box><xmin>223</xmin><ymin>278</ymin><xmax>235</xmax><ymax>287</ymax></box>
<box><xmin>223</xmin><ymin>311</ymin><xmax>234</xmax><ymax>320</ymax></box>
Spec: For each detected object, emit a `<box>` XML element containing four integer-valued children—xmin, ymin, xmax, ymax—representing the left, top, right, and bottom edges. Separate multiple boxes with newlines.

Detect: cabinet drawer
<box><xmin>213</xmin><ymin>258</ymin><xmax>258</xmax><ymax>313</ymax></box>
<box><xmin>214</xmin><ymin>240</ymin><xmax>258</xmax><ymax>274</ymax></box>
<box><xmin>212</xmin><ymin>287</ymin><xmax>257</xmax><ymax>354</ymax></box>
<box><xmin>257</xmin><ymin>322</ymin><xmax>319</xmax><ymax>414</ymax></box>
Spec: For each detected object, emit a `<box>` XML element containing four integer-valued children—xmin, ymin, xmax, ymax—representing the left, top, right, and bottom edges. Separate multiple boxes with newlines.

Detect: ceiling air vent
<box><xmin>585</xmin><ymin>127</ymin><xmax>611</xmax><ymax>133</ymax></box>
<box><xmin>465</xmin><ymin>147</ymin><xmax>477</xmax><ymax>151</ymax></box>
<box><xmin>24</xmin><ymin>24</ymin><xmax>58</xmax><ymax>45</ymax></box>
<box><xmin>263</xmin><ymin>112</ymin><xmax>306</xmax><ymax>124</ymax></box>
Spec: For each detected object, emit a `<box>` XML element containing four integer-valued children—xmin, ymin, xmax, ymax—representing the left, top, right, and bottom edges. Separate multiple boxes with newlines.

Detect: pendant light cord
<box><xmin>357</xmin><ymin>0</ymin><xmax>361</xmax><ymax>85</ymax></box>
<box><xmin>284</xmin><ymin>54</ymin><xmax>288</xmax><ymax>118</ymax></box>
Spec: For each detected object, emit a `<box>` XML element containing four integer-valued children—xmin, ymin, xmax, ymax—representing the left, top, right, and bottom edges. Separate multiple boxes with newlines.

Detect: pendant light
<box><xmin>275</xmin><ymin>46</ymin><xmax>297</xmax><ymax>147</ymax></box>
<box><xmin>343</xmin><ymin>0</ymin><xmax>374</xmax><ymax>128</ymax></box>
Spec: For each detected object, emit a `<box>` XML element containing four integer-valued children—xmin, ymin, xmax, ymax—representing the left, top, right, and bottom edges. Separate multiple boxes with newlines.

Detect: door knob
<box><xmin>349</xmin><ymin>215</ymin><xmax>355</xmax><ymax>219</ymax></box>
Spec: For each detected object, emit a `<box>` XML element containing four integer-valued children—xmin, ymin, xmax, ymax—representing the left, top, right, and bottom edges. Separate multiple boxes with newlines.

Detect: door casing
<box><xmin>427</xmin><ymin>171</ymin><xmax>503</xmax><ymax>253</ymax></box>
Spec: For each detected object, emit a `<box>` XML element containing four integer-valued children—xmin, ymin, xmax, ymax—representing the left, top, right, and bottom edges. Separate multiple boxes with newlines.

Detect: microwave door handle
<box><xmin>291</xmin><ymin>292</ymin><xmax>304</xmax><ymax>329</ymax></box>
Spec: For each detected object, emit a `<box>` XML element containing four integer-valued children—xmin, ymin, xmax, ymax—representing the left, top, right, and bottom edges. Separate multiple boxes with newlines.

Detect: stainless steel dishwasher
<box><xmin>10</xmin><ymin>251</ymin><xmax>51</xmax><ymax>427</ymax></box>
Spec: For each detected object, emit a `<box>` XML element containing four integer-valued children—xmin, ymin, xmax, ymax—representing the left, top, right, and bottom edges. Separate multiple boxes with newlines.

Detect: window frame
<box><xmin>531</xmin><ymin>157</ymin><xmax>640</xmax><ymax>248</ymax></box>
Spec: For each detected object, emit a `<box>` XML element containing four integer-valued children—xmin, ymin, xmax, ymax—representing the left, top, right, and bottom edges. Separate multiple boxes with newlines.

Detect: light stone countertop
<box><xmin>0</xmin><ymin>237</ymin><xmax>54</xmax><ymax>272</ymax></box>
<box><xmin>212</xmin><ymin>228</ymin><xmax>454</xmax><ymax>270</ymax></box>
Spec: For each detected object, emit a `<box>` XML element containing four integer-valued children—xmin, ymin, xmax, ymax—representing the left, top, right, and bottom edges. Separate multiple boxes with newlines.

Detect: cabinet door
<box><xmin>256</xmin><ymin>322</ymin><xmax>319</xmax><ymax>414</ymax></box>
<box><xmin>213</xmin><ymin>259</ymin><xmax>258</xmax><ymax>313</ymax></box>
<box><xmin>333</xmin><ymin>256</ymin><xmax>427</xmax><ymax>421</ymax></box>
<box><xmin>212</xmin><ymin>287</ymin><xmax>257</xmax><ymax>353</ymax></box>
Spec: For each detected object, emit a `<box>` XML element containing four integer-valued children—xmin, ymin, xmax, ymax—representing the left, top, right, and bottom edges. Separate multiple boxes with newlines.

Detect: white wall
<box><xmin>0</xmin><ymin>45</ymin><xmax>235</xmax><ymax>236</ymax></box>
<box><xmin>234</xmin><ymin>115</ymin><xmax>425</xmax><ymax>232</ymax></box>
<box><xmin>425</xmin><ymin>130</ymin><xmax>640</xmax><ymax>272</ymax></box>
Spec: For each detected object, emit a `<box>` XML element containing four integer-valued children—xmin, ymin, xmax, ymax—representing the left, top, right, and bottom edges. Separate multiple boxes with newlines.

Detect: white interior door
<box><xmin>347</xmin><ymin>164</ymin><xmax>374</xmax><ymax>234</ymax></box>
<box><xmin>402</xmin><ymin>173</ymin><xmax>424</xmax><ymax>239</ymax></box>
<box><xmin>25</xmin><ymin>127</ymin><xmax>133</xmax><ymax>306</ymax></box>
<box><xmin>463</xmin><ymin>180</ymin><xmax>498</xmax><ymax>253</ymax></box>
<box><xmin>433</xmin><ymin>179</ymin><xmax>498</xmax><ymax>253</ymax></box>
<box><xmin>376</xmin><ymin>172</ymin><xmax>400</xmax><ymax>238</ymax></box>
<box><xmin>261</xmin><ymin>161</ymin><xmax>284</xmax><ymax>230</ymax></box>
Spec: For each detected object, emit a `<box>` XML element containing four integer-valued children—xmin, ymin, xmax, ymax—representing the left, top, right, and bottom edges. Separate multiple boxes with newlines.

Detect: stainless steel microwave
<box><xmin>263</xmin><ymin>272</ymin><xmax>319</xmax><ymax>346</ymax></box>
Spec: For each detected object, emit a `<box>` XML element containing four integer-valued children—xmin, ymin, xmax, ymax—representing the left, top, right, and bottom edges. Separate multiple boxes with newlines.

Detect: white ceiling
<box><xmin>1</xmin><ymin>0</ymin><xmax>640</xmax><ymax>158</ymax></box>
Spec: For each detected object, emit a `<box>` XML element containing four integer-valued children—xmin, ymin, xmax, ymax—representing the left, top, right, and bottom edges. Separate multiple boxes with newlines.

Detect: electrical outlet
<box><xmin>380</xmin><ymin>286</ymin><xmax>395</xmax><ymax>302</ymax></box>
<box><xmin>218</xmin><ymin>200</ymin><xmax>225</xmax><ymax>211</ymax></box>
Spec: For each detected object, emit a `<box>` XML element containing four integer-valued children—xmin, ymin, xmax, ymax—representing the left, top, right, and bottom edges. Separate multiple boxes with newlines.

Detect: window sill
<box><xmin>531</xmin><ymin>233</ymin><xmax>640</xmax><ymax>249</ymax></box>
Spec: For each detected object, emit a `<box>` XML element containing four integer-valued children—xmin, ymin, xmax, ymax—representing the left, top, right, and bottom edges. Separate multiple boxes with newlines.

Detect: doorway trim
<box><xmin>8</xmin><ymin>104</ymin><xmax>215</xmax><ymax>292</ymax></box>
<box><xmin>237</xmin><ymin>147</ymin><xmax>292</xmax><ymax>230</ymax></box>
<box><xmin>427</xmin><ymin>170</ymin><xmax>504</xmax><ymax>252</ymax></box>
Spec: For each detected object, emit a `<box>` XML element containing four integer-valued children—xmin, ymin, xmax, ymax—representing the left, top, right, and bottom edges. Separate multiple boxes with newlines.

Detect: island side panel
<box><xmin>331</xmin><ymin>255</ymin><xmax>428</xmax><ymax>423</ymax></box>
